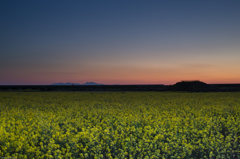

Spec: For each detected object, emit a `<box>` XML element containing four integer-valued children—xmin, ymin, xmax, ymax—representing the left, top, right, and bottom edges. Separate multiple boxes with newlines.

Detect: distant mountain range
<box><xmin>51</xmin><ymin>82</ymin><xmax>104</xmax><ymax>85</ymax></box>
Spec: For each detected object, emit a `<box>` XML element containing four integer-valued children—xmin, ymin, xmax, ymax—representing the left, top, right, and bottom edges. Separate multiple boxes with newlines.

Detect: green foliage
<box><xmin>0</xmin><ymin>92</ymin><xmax>240</xmax><ymax>158</ymax></box>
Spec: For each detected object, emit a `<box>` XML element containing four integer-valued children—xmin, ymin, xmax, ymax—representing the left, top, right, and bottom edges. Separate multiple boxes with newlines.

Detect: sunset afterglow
<box><xmin>1</xmin><ymin>1</ymin><xmax>240</xmax><ymax>85</ymax></box>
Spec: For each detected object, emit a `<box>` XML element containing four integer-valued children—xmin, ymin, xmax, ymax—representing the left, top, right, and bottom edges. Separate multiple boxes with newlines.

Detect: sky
<box><xmin>0</xmin><ymin>0</ymin><xmax>240</xmax><ymax>85</ymax></box>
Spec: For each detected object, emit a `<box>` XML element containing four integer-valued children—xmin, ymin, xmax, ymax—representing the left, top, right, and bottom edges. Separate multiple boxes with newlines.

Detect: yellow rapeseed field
<box><xmin>0</xmin><ymin>92</ymin><xmax>240</xmax><ymax>159</ymax></box>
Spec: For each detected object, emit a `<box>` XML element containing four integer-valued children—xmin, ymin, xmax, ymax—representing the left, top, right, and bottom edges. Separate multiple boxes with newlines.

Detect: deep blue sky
<box><xmin>1</xmin><ymin>1</ymin><xmax>240</xmax><ymax>85</ymax></box>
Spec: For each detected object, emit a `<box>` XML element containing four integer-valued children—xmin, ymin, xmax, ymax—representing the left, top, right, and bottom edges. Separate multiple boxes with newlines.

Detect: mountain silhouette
<box><xmin>170</xmin><ymin>80</ymin><xmax>219</xmax><ymax>92</ymax></box>
<box><xmin>51</xmin><ymin>82</ymin><xmax>103</xmax><ymax>85</ymax></box>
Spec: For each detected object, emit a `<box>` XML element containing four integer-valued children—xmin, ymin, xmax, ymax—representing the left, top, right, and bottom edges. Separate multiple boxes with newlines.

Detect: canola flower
<box><xmin>0</xmin><ymin>92</ymin><xmax>240</xmax><ymax>158</ymax></box>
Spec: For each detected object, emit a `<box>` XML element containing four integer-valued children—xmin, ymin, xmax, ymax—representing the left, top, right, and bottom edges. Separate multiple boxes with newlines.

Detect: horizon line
<box><xmin>1</xmin><ymin>83</ymin><xmax>240</xmax><ymax>86</ymax></box>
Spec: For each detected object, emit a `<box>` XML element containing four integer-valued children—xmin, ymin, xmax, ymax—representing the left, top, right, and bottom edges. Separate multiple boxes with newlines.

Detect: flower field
<box><xmin>0</xmin><ymin>92</ymin><xmax>240</xmax><ymax>159</ymax></box>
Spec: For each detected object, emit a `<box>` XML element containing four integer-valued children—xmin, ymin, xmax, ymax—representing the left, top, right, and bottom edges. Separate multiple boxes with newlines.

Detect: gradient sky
<box><xmin>1</xmin><ymin>0</ymin><xmax>240</xmax><ymax>85</ymax></box>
